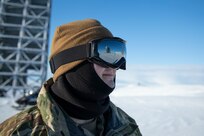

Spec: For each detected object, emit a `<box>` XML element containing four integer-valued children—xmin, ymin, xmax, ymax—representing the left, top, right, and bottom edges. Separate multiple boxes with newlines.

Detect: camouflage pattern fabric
<box><xmin>0</xmin><ymin>78</ymin><xmax>142</xmax><ymax>136</ymax></box>
<box><xmin>0</xmin><ymin>106</ymin><xmax>47</xmax><ymax>135</ymax></box>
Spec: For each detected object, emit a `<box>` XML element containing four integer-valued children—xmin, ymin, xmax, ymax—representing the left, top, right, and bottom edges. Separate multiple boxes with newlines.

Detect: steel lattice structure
<box><xmin>0</xmin><ymin>0</ymin><xmax>51</xmax><ymax>96</ymax></box>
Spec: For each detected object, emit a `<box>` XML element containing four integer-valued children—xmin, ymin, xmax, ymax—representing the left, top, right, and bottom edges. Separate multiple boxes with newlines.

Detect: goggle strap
<box><xmin>49</xmin><ymin>44</ymin><xmax>90</xmax><ymax>73</ymax></box>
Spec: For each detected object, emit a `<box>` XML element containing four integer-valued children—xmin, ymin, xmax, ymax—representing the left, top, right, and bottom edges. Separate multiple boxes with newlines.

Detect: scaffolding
<box><xmin>0</xmin><ymin>0</ymin><xmax>51</xmax><ymax>96</ymax></box>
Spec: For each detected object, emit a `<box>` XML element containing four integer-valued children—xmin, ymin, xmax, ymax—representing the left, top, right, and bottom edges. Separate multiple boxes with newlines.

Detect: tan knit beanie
<box><xmin>49</xmin><ymin>19</ymin><xmax>113</xmax><ymax>81</ymax></box>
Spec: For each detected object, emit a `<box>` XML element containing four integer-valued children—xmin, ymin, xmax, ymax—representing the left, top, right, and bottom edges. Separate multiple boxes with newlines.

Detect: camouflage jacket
<box><xmin>0</xmin><ymin>78</ymin><xmax>142</xmax><ymax>136</ymax></box>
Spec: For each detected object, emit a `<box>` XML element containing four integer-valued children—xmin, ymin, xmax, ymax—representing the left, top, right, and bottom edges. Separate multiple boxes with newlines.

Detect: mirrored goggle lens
<box><xmin>97</xmin><ymin>39</ymin><xmax>126</xmax><ymax>64</ymax></box>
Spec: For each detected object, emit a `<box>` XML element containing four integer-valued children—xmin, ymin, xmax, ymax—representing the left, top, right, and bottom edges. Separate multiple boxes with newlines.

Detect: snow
<box><xmin>111</xmin><ymin>87</ymin><xmax>204</xmax><ymax>136</ymax></box>
<box><xmin>1</xmin><ymin>65</ymin><xmax>204</xmax><ymax>136</ymax></box>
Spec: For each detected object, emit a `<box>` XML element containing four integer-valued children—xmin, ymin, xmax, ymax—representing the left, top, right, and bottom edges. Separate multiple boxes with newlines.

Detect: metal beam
<box><xmin>0</xmin><ymin>0</ymin><xmax>51</xmax><ymax>96</ymax></box>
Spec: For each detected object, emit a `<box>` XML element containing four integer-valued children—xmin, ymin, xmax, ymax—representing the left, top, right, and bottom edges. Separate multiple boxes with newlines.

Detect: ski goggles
<box><xmin>50</xmin><ymin>37</ymin><xmax>126</xmax><ymax>73</ymax></box>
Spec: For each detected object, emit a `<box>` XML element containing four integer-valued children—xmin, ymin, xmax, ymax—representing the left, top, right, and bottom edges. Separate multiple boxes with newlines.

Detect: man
<box><xmin>0</xmin><ymin>19</ymin><xmax>142</xmax><ymax>136</ymax></box>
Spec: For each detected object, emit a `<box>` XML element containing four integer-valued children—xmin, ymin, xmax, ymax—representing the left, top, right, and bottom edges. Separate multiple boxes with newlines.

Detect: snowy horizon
<box><xmin>1</xmin><ymin>65</ymin><xmax>204</xmax><ymax>136</ymax></box>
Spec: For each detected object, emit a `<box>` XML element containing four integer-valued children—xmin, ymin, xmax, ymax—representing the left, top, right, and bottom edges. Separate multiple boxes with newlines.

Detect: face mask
<box><xmin>51</xmin><ymin>61</ymin><xmax>115</xmax><ymax>119</ymax></box>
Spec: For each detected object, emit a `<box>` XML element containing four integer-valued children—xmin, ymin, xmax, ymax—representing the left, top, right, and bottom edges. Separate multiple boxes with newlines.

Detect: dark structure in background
<box><xmin>0</xmin><ymin>0</ymin><xmax>51</xmax><ymax>99</ymax></box>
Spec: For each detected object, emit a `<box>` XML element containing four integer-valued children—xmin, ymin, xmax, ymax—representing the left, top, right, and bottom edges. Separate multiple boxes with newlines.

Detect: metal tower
<box><xmin>0</xmin><ymin>0</ymin><xmax>51</xmax><ymax>96</ymax></box>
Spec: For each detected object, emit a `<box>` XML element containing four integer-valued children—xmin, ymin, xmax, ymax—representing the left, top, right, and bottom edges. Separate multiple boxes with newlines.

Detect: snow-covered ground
<box><xmin>1</xmin><ymin>65</ymin><xmax>204</xmax><ymax>136</ymax></box>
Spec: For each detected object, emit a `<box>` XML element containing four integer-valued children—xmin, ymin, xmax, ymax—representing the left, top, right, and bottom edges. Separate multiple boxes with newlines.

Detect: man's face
<box><xmin>93</xmin><ymin>63</ymin><xmax>116</xmax><ymax>88</ymax></box>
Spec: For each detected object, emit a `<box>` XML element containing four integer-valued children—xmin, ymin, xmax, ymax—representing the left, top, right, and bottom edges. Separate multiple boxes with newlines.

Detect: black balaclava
<box><xmin>51</xmin><ymin>61</ymin><xmax>115</xmax><ymax>119</ymax></box>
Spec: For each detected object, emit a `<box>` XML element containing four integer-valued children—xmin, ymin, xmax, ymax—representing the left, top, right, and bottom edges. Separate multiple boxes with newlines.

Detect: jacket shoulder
<box><xmin>110</xmin><ymin>102</ymin><xmax>136</xmax><ymax>123</ymax></box>
<box><xmin>109</xmin><ymin>102</ymin><xmax>142</xmax><ymax>136</ymax></box>
<box><xmin>0</xmin><ymin>106</ymin><xmax>47</xmax><ymax>136</ymax></box>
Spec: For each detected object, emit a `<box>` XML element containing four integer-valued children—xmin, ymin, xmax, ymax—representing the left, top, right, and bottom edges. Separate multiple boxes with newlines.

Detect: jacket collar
<box><xmin>37</xmin><ymin>78</ymin><xmax>72</xmax><ymax>135</ymax></box>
